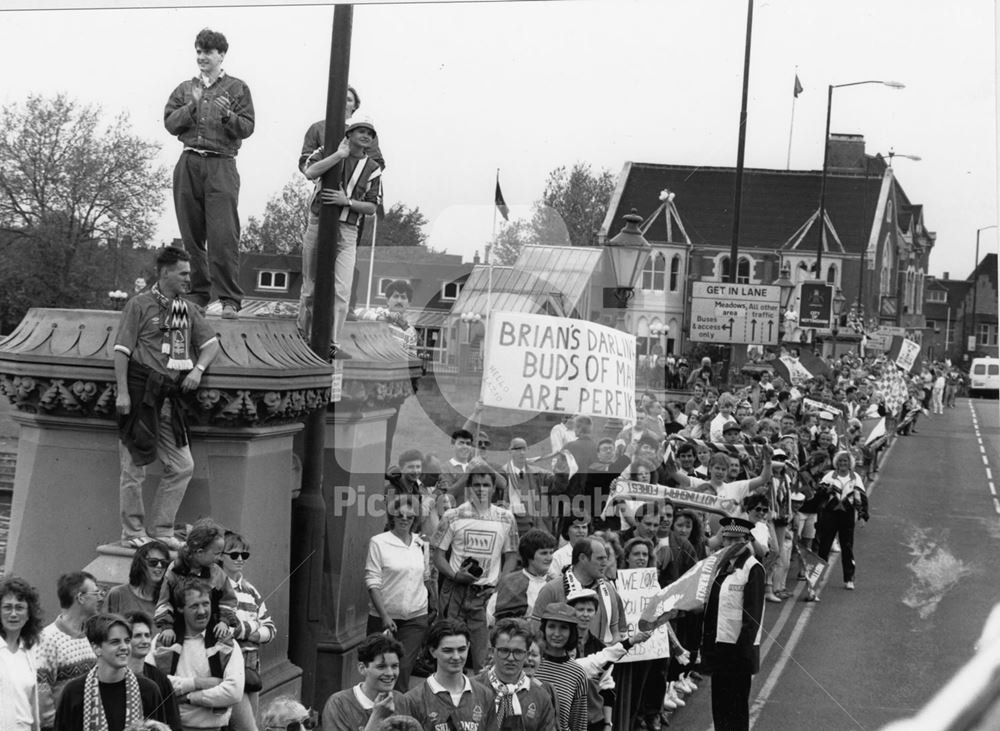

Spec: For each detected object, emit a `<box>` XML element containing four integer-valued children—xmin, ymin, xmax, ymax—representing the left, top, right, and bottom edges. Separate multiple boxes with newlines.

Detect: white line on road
<box><xmin>969</xmin><ymin>400</ymin><xmax>999</xmax><ymax>516</ymax></box>
<box><xmin>989</xmin><ymin>483</ymin><xmax>997</xmax><ymax>497</ymax></box>
<box><xmin>987</xmin><ymin>468</ymin><xmax>993</xmax><ymax>480</ymax></box>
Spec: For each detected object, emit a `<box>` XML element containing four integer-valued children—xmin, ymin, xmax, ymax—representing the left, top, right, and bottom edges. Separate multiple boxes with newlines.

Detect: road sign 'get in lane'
<box><xmin>689</xmin><ymin>281</ymin><xmax>781</xmax><ymax>345</ymax></box>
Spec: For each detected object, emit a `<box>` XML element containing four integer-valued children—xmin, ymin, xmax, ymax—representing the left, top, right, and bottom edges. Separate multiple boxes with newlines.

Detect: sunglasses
<box><xmin>267</xmin><ymin>712</ymin><xmax>318</xmax><ymax>731</ymax></box>
<box><xmin>225</xmin><ymin>551</ymin><xmax>250</xmax><ymax>561</ymax></box>
<box><xmin>494</xmin><ymin>647</ymin><xmax>528</xmax><ymax>660</ymax></box>
<box><xmin>146</xmin><ymin>558</ymin><xmax>170</xmax><ymax>569</ymax></box>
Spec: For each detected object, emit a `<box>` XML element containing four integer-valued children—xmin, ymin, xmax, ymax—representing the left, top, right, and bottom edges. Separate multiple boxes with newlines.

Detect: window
<box><xmin>641</xmin><ymin>254</ymin><xmax>666</xmax><ymax>290</ymax></box>
<box><xmin>720</xmin><ymin>256</ymin><xmax>731</xmax><ymax>282</ymax></box>
<box><xmin>926</xmin><ymin>320</ymin><xmax>938</xmax><ymax>332</ymax></box>
<box><xmin>669</xmin><ymin>255</ymin><xmax>681</xmax><ymax>291</ymax></box>
<box><xmin>826</xmin><ymin>264</ymin><xmax>837</xmax><ymax>284</ymax></box>
<box><xmin>927</xmin><ymin>290</ymin><xmax>946</xmax><ymax>303</ymax></box>
<box><xmin>978</xmin><ymin>323</ymin><xmax>996</xmax><ymax>346</ymax></box>
<box><xmin>441</xmin><ymin>282</ymin><xmax>462</xmax><ymax>301</ymax></box>
<box><xmin>257</xmin><ymin>270</ymin><xmax>288</xmax><ymax>291</ymax></box>
<box><xmin>737</xmin><ymin>257</ymin><xmax>751</xmax><ymax>284</ymax></box>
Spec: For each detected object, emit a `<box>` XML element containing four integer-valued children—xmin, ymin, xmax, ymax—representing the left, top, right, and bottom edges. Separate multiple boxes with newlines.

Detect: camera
<box><xmin>460</xmin><ymin>557</ymin><xmax>484</xmax><ymax>579</ymax></box>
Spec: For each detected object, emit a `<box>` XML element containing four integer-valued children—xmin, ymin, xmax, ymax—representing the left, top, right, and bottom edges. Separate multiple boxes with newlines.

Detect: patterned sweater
<box><xmin>35</xmin><ymin>618</ymin><xmax>97</xmax><ymax>728</ymax></box>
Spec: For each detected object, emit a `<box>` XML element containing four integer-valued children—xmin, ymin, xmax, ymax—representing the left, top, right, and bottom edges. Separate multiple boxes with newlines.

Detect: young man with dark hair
<box><xmin>164</xmin><ymin>28</ymin><xmax>255</xmax><ymax>319</ymax></box>
<box><xmin>322</xmin><ymin>633</ymin><xmax>407</xmax><ymax>730</ymax></box>
<box><xmin>123</xmin><ymin>611</ymin><xmax>182</xmax><ymax>731</ymax></box>
<box><xmin>114</xmin><ymin>246</ymin><xmax>220</xmax><ymax>550</ymax></box>
<box><xmin>475</xmin><ymin>619</ymin><xmax>556</xmax><ymax>730</ymax></box>
<box><xmin>299</xmin><ymin>114</ymin><xmax>382</xmax><ymax>359</ymax></box>
<box><xmin>54</xmin><ymin>614</ymin><xmax>166</xmax><ymax>731</ymax></box>
<box><xmin>36</xmin><ymin>572</ymin><xmax>102</xmax><ymax>730</ymax></box>
<box><xmin>431</xmin><ymin>467</ymin><xmax>519</xmax><ymax>671</ymax></box>
<box><xmin>435</xmin><ymin>428</ymin><xmax>476</xmax><ymax>495</ymax></box>
<box><xmin>492</xmin><ymin>528</ymin><xmax>557</xmax><ymax>621</ymax></box>
<box><xmin>399</xmin><ymin>619</ymin><xmax>496</xmax><ymax>729</ymax></box>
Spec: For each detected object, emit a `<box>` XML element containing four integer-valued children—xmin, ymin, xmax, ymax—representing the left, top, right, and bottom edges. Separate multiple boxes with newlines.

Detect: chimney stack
<box><xmin>827</xmin><ymin>133</ymin><xmax>866</xmax><ymax>172</ymax></box>
<box><xmin>943</xmin><ymin>272</ymin><xmax>950</xmax><ymax>280</ymax></box>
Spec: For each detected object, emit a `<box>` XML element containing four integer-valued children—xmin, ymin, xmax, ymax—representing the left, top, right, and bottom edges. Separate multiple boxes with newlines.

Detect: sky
<box><xmin>2</xmin><ymin>0</ymin><xmax>997</xmax><ymax>278</ymax></box>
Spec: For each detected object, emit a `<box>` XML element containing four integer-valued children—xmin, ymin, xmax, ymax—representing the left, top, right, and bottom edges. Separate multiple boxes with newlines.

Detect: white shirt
<box><xmin>547</xmin><ymin>542</ymin><xmax>574</xmax><ymax>580</ymax></box>
<box><xmin>0</xmin><ymin>643</ymin><xmax>36</xmax><ymax>731</ymax></box>
<box><xmin>550</xmin><ymin>423</ymin><xmax>576</xmax><ymax>453</ymax></box>
<box><xmin>365</xmin><ymin>531</ymin><xmax>429</xmax><ymax>620</ymax></box>
<box><xmin>717</xmin><ymin>479</ymin><xmax>753</xmax><ymax>513</ymax></box>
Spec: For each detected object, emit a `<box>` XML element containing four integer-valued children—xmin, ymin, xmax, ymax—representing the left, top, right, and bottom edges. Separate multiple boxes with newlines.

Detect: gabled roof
<box><xmin>969</xmin><ymin>253</ymin><xmax>998</xmax><ymax>292</ymax></box>
<box><xmin>779</xmin><ymin>209</ymin><xmax>845</xmax><ymax>253</ymax></box>
<box><xmin>601</xmin><ymin>159</ymin><xmax>896</xmax><ymax>255</ymax></box>
<box><xmin>450</xmin><ymin>245</ymin><xmax>603</xmax><ymax>318</ymax></box>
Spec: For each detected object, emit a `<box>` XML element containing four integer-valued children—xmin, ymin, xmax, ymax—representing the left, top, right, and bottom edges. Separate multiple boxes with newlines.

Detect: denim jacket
<box><xmin>164</xmin><ymin>72</ymin><xmax>255</xmax><ymax>156</ymax></box>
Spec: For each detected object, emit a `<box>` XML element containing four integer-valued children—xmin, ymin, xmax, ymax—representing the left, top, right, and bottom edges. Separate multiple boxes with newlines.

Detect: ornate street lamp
<box><xmin>108</xmin><ymin>290</ymin><xmax>129</xmax><ymax>310</ymax></box>
<box><xmin>605</xmin><ymin>209</ymin><xmax>652</xmax><ymax>309</ymax></box>
<box><xmin>772</xmin><ymin>264</ymin><xmax>795</xmax><ymax>340</ymax></box>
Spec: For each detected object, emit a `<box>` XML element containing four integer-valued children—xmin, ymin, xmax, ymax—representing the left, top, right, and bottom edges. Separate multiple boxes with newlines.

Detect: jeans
<box><xmin>297</xmin><ymin>212</ymin><xmax>358</xmax><ymax>347</ymax></box>
<box><xmin>228</xmin><ymin>691</ymin><xmax>259</xmax><ymax>731</ymax></box>
<box><xmin>438</xmin><ymin>578</ymin><xmax>491</xmax><ymax>671</ymax></box>
<box><xmin>173</xmin><ymin>152</ymin><xmax>243</xmax><ymax>309</ymax></box>
<box><xmin>119</xmin><ymin>399</ymin><xmax>194</xmax><ymax>540</ymax></box>
<box><xmin>768</xmin><ymin>523</ymin><xmax>792</xmax><ymax>593</ymax></box>
<box><xmin>367</xmin><ymin>613</ymin><xmax>429</xmax><ymax>691</ymax></box>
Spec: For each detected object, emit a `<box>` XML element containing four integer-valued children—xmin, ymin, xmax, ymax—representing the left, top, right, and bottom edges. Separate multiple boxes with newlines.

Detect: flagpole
<box><xmin>786</xmin><ymin>67</ymin><xmax>798</xmax><ymax>170</ymax></box>
<box><xmin>476</xmin><ymin>169</ymin><xmax>500</xmax><ymax>459</ymax></box>
<box><xmin>365</xmin><ymin>213</ymin><xmax>377</xmax><ymax>309</ymax></box>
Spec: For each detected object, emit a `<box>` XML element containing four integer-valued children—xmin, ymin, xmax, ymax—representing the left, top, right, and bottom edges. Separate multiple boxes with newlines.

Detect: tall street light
<box><xmin>968</xmin><ymin>224</ymin><xmax>998</xmax><ymax>353</ymax></box>
<box><xmin>605</xmin><ymin>209</ymin><xmax>652</xmax><ymax>330</ymax></box>
<box><xmin>815</xmin><ymin>79</ymin><xmax>905</xmax><ymax>280</ymax></box>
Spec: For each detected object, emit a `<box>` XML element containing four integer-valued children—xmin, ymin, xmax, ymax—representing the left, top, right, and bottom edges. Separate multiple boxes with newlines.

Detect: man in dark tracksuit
<box><xmin>164</xmin><ymin>28</ymin><xmax>254</xmax><ymax>318</ymax></box>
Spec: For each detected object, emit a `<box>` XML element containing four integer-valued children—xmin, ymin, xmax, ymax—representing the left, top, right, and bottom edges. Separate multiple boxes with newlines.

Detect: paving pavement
<box><xmin>669</xmin><ymin>398</ymin><xmax>1000</xmax><ymax>730</ymax></box>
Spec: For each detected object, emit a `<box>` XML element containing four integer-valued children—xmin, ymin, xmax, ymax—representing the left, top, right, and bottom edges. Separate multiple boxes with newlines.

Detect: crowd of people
<box><xmin>2</xmin><ymin>24</ymin><xmax>963</xmax><ymax>731</ymax></box>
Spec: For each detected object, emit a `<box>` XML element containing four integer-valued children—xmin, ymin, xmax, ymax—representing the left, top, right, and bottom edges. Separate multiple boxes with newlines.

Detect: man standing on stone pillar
<box><xmin>114</xmin><ymin>246</ymin><xmax>220</xmax><ymax>550</ymax></box>
<box><xmin>164</xmin><ymin>28</ymin><xmax>255</xmax><ymax>318</ymax></box>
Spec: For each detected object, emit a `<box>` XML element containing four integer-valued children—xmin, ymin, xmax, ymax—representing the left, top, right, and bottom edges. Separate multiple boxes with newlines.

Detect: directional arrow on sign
<box><xmin>750</xmin><ymin>318</ymin><xmax>757</xmax><ymax>341</ymax></box>
<box><xmin>768</xmin><ymin>321</ymin><xmax>774</xmax><ymax>341</ymax></box>
<box><xmin>727</xmin><ymin>318</ymin><xmax>735</xmax><ymax>339</ymax></box>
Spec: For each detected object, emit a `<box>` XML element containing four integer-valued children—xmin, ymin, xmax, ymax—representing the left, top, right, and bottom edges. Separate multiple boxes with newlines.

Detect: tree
<box><xmin>532</xmin><ymin>162</ymin><xmax>615</xmax><ymax>248</ymax></box>
<box><xmin>0</xmin><ymin>94</ymin><xmax>168</xmax><ymax>329</ymax></box>
<box><xmin>491</xmin><ymin>219</ymin><xmax>536</xmax><ymax>265</ymax></box>
<box><xmin>359</xmin><ymin>202</ymin><xmax>429</xmax><ymax>247</ymax></box>
<box><xmin>241</xmin><ymin>176</ymin><xmax>312</xmax><ymax>254</ymax></box>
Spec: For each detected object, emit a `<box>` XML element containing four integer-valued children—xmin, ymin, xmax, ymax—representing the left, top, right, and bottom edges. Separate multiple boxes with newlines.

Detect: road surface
<box><xmin>671</xmin><ymin>397</ymin><xmax>1000</xmax><ymax>730</ymax></box>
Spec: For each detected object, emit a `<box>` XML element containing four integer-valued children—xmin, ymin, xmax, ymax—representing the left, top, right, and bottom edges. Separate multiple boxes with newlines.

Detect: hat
<box><xmin>345</xmin><ymin>113</ymin><xmax>377</xmax><ymax>136</ymax></box>
<box><xmin>778</xmin><ymin>433</ymin><xmax>798</xmax><ymax>441</ymax></box>
<box><xmin>818</xmin><ymin>411</ymin><xmax>836</xmax><ymax>422</ymax></box>
<box><xmin>722</xmin><ymin>420</ymin><xmax>741</xmax><ymax>433</ymax></box>
<box><xmin>541</xmin><ymin>602</ymin><xmax>579</xmax><ymax>625</ymax></box>
<box><xmin>719</xmin><ymin>517</ymin><xmax>755</xmax><ymax>539</ymax></box>
<box><xmin>565</xmin><ymin>588</ymin><xmax>599</xmax><ymax>607</ymax></box>
<box><xmin>771</xmin><ymin>448</ymin><xmax>788</xmax><ymax>462</ymax></box>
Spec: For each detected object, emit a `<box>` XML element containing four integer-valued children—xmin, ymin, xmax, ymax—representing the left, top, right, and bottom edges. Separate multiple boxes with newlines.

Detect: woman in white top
<box><xmin>365</xmin><ymin>495</ymin><xmax>430</xmax><ymax>690</ymax></box>
<box><xmin>0</xmin><ymin>577</ymin><xmax>42</xmax><ymax>731</ymax></box>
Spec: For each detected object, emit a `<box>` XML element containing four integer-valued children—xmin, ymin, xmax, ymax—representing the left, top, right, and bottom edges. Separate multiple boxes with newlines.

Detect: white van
<box><xmin>969</xmin><ymin>357</ymin><xmax>1000</xmax><ymax>397</ymax></box>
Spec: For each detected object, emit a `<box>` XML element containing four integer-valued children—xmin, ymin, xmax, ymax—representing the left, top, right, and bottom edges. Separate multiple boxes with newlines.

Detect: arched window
<box><xmin>719</xmin><ymin>256</ymin><xmax>731</xmax><ymax>282</ymax></box>
<box><xmin>641</xmin><ymin>253</ymin><xmax>666</xmax><ymax>290</ymax></box>
<box><xmin>737</xmin><ymin>257</ymin><xmax>751</xmax><ymax>284</ymax></box>
<box><xmin>827</xmin><ymin>264</ymin><xmax>837</xmax><ymax>284</ymax></box>
<box><xmin>669</xmin><ymin>255</ymin><xmax>681</xmax><ymax>291</ymax></box>
<box><xmin>880</xmin><ymin>235</ymin><xmax>893</xmax><ymax>295</ymax></box>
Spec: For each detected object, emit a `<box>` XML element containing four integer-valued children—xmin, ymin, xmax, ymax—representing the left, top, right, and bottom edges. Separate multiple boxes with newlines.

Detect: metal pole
<box><xmin>815</xmin><ymin>84</ymin><xmax>833</xmax><ymax>280</ymax></box>
<box><xmin>729</xmin><ymin>0</ymin><xmax>753</xmax><ymax>285</ymax></box>
<box><xmin>727</xmin><ymin>0</ymin><xmax>753</xmax><ymax>382</ymax></box>
<box><xmin>858</xmin><ymin>156</ymin><xmax>872</xmax><ymax>314</ymax></box>
<box><xmin>971</xmin><ymin>228</ymin><xmax>980</xmax><ymax>352</ymax></box>
<box><xmin>289</xmin><ymin>3</ymin><xmax>352</xmax><ymax>705</ymax></box>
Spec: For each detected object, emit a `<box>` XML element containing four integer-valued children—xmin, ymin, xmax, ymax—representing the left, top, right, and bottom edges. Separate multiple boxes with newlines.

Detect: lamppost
<box><xmin>816</xmin><ymin>79</ymin><xmax>905</xmax><ymax>279</ymax></box>
<box><xmin>605</xmin><ymin>209</ymin><xmax>652</xmax><ymax>330</ymax></box>
<box><xmin>772</xmin><ymin>264</ymin><xmax>795</xmax><ymax>341</ymax></box>
<box><xmin>967</xmin><ymin>224</ymin><xmax>998</xmax><ymax>354</ymax></box>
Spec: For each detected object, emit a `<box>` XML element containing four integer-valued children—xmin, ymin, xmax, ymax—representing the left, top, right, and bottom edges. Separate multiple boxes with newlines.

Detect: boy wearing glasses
<box><xmin>322</xmin><ymin>633</ymin><xmax>406</xmax><ymax>731</ymax></box>
<box><xmin>220</xmin><ymin>531</ymin><xmax>276</xmax><ymax>730</ymax></box>
<box><xmin>474</xmin><ymin>619</ymin><xmax>556</xmax><ymax>731</ymax></box>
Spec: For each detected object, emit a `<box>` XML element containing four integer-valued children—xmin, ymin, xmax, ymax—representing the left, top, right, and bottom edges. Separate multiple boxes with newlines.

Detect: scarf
<box><xmin>563</xmin><ymin>569</ymin><xmax>614</xmax><ymax>643</ymax></box>
<box><xmin>486</xmin><ymin>667</ymin><xmax>530</xmax><ymax>721</ymax></box>
<box><xmin>152</xmin><ymin>285</ymin><xmax>194</xmax><ymax>370</ymax></box>
<box><xmin>82</xmin><ymin>666</ymin><xmax>143</xmax><ymax>731</ymax></box>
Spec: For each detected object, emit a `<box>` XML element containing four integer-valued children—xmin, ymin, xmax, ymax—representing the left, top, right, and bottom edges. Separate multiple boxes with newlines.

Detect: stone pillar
<box><xmin>0</xmin><ymin>308</ymin><xmax>332</xmax><ymax>699</ymax></box>
<box><xmin>293</xmin><ymin>320</ymin><xmax>420</xmax><ymax>705</ymax></box>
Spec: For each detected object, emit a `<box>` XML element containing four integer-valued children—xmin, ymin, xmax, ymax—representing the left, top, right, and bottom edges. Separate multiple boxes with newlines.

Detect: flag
<box><xmin>794</xmin><ymin>74</ymin><xmax>804</xmax><ymax>98</ymax></box>
<box><xmin>792</xmin><ymin>540</ymin><xmax>827</xmax><ymax>590</ymax></box>
<box><xmin>638</xmin><ymin>542</ymin><xmax>748</xmax><ymax>626</ymax></box>
<box><xmin>494</xmin><ymin>177</ymin><xmax>509</xmax><ymax>221</ymax></box>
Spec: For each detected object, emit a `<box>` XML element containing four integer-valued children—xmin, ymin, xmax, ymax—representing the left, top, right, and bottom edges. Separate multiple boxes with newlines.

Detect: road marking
<box><xmin>740</xmin><ymin>438</ymin><xmax>898</xmax><ymax>730</ymax></box>
<box><xmin>968</xmin><ymin>400</ymin><xmax>999</xmax><ymax>516</ymax></box>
